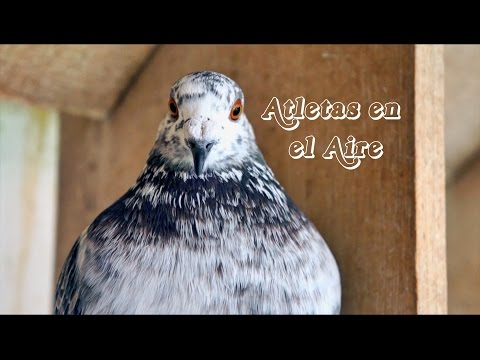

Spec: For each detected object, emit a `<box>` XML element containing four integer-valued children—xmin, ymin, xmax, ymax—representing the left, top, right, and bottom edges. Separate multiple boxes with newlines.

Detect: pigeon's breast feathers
<box><xmin>152</xmin><ymin>71</ymin><xmax>258</xmax><ymax>175</ymax></box>
<box><xmin>55</xmin><ymin>70</ymin><xmax>342</xmax><ymax>315</ymax></box>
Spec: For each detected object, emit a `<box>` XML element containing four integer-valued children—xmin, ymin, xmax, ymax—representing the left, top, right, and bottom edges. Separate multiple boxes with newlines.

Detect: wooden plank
<box><xmin>55</xmin><ymin>114</ymin><xmax>105</xmax><ymax>278</ymax></box>
<box><xmin>56</xmin><ymin>45</ymin><xmax>446</xmax><ymax>313</ymax></box>
<box><xmin>0</xmin><ymin>45</ymin><xmax>155</xmax><ymax>120</ymax></box>
<box><xmin>415</xmin><ymin>45</ymin><xmax>447</xmax><ymax>314</ymax></box>
<box><xmin>0</xmin><ymin>101</ymin><xmax>59</xmax><ymax>314</ymax></box>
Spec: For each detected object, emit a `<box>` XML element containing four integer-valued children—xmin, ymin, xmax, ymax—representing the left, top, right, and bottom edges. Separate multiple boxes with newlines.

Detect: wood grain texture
<box><xmin>414</xmin><ymin>45</ymin><xmax>447</xmax><ymax>314</ymax></box>
<box><xmin>0</xmin><ymin>45</ymin><xmax>155</xmax><ymax>120</ymax></box>
<box><xmin>56</xmin><ymin>45</ymin><xmax>446</xmax><ymax>313</ymax></box>
<box><xmin>55</xmin><ymin>114</ymin><xmax>105</xmax><ymax>278</ymax></box>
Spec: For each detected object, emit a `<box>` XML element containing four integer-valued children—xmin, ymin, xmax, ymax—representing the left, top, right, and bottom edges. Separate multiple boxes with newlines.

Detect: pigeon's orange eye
<box><xmin>230</xmin><ymin>99</ymin><xmax>243</xmax><ymax>121</ymax></box>
<box><xmin>168</xmin><ymin>98</ymin><xmax>179</xmax><ymax>119</ymax></box>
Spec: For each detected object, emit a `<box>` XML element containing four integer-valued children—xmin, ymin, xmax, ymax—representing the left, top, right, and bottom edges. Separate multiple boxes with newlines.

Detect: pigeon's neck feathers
<box><xmin>87</xmin><ymin>149</ymin><xmax>307</xmax><ymax>245</ymax></box>
<box><xmin>136</xmin><ymin>150</ymin><xmax>280</xmax><ymax>199</ymax></box>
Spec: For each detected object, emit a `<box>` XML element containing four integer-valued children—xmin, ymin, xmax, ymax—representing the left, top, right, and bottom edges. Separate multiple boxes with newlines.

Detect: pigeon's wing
<box><xmin>54</xmin><ymin>239</ymin><xmax>83</xmax><ymax>315</ymax></box>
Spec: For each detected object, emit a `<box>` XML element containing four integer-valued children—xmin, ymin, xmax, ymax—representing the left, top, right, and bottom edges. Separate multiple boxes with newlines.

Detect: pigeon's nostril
<box><xmin>188</xmin><ymin>140</ymin><xmax>214</xmax><ymax>152</ymax></box>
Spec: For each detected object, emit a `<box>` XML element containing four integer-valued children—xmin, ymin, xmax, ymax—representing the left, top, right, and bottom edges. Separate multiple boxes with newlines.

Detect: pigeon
<box><xmin>55</xmin><ymin>71</ymin><xmax>341</xmax><ymax>314</ymax></box>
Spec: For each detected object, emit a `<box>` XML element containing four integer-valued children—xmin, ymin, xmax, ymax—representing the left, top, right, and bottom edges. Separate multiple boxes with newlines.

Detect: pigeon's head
<box><xmin>155</xmin><ymin>71</ymin><xmax>257</xmax><ymax>176</ymax></box>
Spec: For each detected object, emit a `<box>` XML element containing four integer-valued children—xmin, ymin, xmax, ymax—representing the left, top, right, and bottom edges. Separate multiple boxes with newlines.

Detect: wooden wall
<box><xmin>56</xmin><ymin>45</ymin><xmax>446</xmax><ymax>314</ymax></box>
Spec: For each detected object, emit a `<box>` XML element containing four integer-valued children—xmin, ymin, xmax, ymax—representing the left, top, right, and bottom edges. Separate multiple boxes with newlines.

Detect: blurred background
<box><xmin>0</xmin><ymin>45</ymin><xmax>476</xmax><ymax>314</ymax></box>
<box><xmin>444</xmin><ymin>46</ymin><xmax>480</xmax><ymax>313</ymax></box>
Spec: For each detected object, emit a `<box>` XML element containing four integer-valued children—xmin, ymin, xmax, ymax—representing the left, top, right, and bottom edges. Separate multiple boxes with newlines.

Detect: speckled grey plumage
<box><xmin>55</xmin><ymin>71</ymin><xmax>341</xmax><ymax>314</ymax></box>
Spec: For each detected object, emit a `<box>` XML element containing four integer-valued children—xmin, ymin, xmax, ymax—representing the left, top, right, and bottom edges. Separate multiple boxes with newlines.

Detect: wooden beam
<box><xmin>415</xmin><ymin>45</ymin><xmax>447</xmax><ymax>314</ymax></box>
<box><xmin>56</xmin><ymin>45</ymin><xmax>446</xmax><ymax>313</ymax></box>
<box><xmin>0</xmin><ymin>45</ymin><xmax>155</xmax><ymax>120</ymax></box>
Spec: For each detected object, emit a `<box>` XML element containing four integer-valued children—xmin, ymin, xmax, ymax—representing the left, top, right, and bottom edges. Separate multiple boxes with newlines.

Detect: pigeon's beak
<box><xmin>188</xmin><ymin>140</ymin><xmax>214</xmax><ymax>176</ymax></box>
